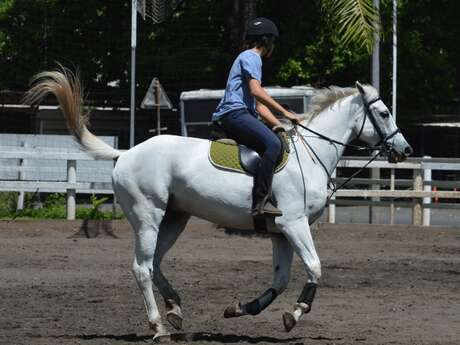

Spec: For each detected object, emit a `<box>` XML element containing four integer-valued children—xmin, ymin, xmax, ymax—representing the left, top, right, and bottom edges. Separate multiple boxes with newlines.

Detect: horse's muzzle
<box><xmin>387</xmin><ymin>145</ymin><xmax>413</xmax><ymax>163</ymax></box>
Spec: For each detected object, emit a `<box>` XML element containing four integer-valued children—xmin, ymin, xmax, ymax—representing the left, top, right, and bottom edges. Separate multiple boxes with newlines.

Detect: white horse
<box><xmin>25</xmin><ymin>69</ymin><xmax>412</xmax><ymax>338</ymax></box>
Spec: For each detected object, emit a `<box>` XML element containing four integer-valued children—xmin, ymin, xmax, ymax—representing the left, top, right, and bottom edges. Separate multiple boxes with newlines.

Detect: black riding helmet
<box><xmin>245</xmin><ymin>17</ymin><xmax>279</xmax><ymax>39</ymax></box>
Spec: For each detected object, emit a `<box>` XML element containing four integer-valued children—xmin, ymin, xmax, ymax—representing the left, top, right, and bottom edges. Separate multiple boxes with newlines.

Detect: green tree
<box><xmin>0</xmin><ymin>0</ymin><xmax>130</xmax><ymax>90</ymax></box>
<box><xmin>321</xmin><ymin>0</ymin><xmax>380</xmax><ymax>53</ymax></box>
<box><xmin>392</xmin><ymin>0</ymin><xmax>459</xmax><ymax>117</ymax></box>
<box><xmin>259</xmin><ymin>0</ymin><xmax>370</xmax><ymax>87</ymax></box>
<box><xmin>1</xmin><ymin>0</ymin><xmax>459</xmax><ymax>126</ymax></box>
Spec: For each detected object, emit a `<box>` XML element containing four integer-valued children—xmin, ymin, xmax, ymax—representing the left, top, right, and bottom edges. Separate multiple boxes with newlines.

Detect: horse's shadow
<box><xmin>171</xmin><ymin>332</ymin><xmax>303</xmax><ymax>343</ymax></box>
<box><xmin>75</xmin><ymin>331</ymin><xmax>303</xmax><ymax>343</ymax></box>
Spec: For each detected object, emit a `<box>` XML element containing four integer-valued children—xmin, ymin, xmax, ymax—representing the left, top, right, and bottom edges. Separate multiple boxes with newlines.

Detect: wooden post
<box><xmin>66</xmin><ymin>160</ymin><xmax>77</xmax><ymax>220</ymax></box>
<box><xmin>423</xmin><ymin>157</ymin><xmax>432</xmax><ymax>226</ymax></box>
<box><xmin>389</xmin><ymin>168</ymin><xmax>395</xmax><ymax>224</ymax></box>
<box><xmin>328</xmin><ymin>169</ymin><xmax>336</xmax><ymax>224</ymax></box>
<box><xmin>412</xmin><ymin>168</ymin><xmax>423</xmax><ymax>226</ymax></box>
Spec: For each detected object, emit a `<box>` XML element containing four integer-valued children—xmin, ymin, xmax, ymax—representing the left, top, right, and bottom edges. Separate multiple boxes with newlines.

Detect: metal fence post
<box><xmin>328</xmin><ymin>169</ymin><xmax>336</xmax><ymax>224</ymax></box>
<box><xmin>423</xmin><ymin>157</ymin><xmax>432</xmax><ymax>226</ymax></box>
<box><xmin>412</xmin><ymin>168</ymin><xmax>423</xmax><ymax>226</ymax></box>
<box><xmin>66</xmin><ymin>160</ymin><xmax>77</xmax><ymax>220</ymax></box>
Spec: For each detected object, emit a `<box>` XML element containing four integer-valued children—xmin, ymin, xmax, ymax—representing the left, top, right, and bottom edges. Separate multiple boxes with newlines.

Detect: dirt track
<box><xmin>0</xmin><ymin>219</ymin><xmax>459</xmax><ymax>345</ymax></box>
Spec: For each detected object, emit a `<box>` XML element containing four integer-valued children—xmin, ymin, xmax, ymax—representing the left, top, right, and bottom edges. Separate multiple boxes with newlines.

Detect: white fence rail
<box><xmin>0</xmin><ymin>146</ymin><xmax>459</xmax><ymax>225</ymax></box>
<box><xmin>330</xmin><ymin>156</ymin><xmax>460</xmax><ymax>226</ymax></box>
<box><xmin>0</xmin><ymin>147</ymin><xmax>113</xmax><ymax>220</ymax></box>
<box><xmin>0</xmin><ymin>145</ymin><xmax>115</xmax><ymax>220</ymax></box>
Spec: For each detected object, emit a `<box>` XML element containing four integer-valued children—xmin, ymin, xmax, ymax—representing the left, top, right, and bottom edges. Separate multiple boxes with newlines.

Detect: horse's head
<box><xmin>354</xmin><ymin>82</ymin><xmax>413</xmax><ymax>163</ymax></box>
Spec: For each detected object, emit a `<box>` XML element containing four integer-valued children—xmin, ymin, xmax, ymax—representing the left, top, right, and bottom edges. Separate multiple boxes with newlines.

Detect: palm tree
<box><xmin>223</xmin><ymin>0</ymin><xmax>380</xmax><ymax>54</ymax></box>
<box><xmin>321</xmin><ymin>0</ymin><xmax>380</xmax><ymax>53</ymax></box>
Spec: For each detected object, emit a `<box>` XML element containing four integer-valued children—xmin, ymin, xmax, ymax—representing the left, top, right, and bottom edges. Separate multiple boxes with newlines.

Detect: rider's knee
<box><xmin>266</xmin><ymin>137</ymin><xmax>282</xmax><ymax>159</ymax></box>
<box><xmin>273</xmin><ymin>136</ymin><xmax>282</xmax><ymax>151</ymax></box>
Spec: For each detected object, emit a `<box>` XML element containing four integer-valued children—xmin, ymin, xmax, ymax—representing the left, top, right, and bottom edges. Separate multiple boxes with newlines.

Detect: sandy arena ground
<box><xmin>0</xmin><ymin>218</ymin><xmax>459</xmax><ymax>345</ymax></box>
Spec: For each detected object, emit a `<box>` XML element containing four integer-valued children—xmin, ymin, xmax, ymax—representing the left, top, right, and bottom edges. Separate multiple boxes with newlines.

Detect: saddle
<box><xmin>208</xmin><ymin>137</ymin><xmax>289</xmax><ymax>175</ymax></box>
<box><xmin>208</xmin><ymin>123</ymin><xmax>290</xmax><ymax>234</ymax></box>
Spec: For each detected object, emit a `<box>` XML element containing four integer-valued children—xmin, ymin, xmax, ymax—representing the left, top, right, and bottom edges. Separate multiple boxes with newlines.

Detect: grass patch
<box><xmin>0</xmin><ymin>192</ymin><xmax>124</xmax><ymax>220</ymax></box>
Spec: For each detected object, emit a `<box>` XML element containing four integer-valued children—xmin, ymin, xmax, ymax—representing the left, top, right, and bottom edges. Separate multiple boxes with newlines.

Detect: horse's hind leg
<box><xmin>152</xmin><ymin>208</ymin><xmax>190</xmax><ymax>330</ymax></box>
<box><xmin>116</xmin><ymin>184</ymin><xmax>168</xmax><ymax>338</ymax></box>
<box><xmin>131</xmin><ymin>220</ymin><xmax>169</xmax><ymax>338</ymax></box>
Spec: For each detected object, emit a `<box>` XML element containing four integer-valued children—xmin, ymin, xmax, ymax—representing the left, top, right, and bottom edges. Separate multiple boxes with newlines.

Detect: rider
<box><xmin>212</xmin><ymin>17</ymin><xmax>299</xmax><ymax>217</ymax></box>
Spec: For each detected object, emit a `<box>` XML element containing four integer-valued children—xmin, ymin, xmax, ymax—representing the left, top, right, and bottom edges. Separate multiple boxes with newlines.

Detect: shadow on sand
<box><xmin>72</xmin><ymin>331</ymin><xmax>304</xmax><ymax>343</ymax></box>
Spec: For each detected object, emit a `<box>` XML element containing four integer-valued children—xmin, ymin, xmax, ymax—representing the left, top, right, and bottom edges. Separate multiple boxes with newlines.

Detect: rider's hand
<box><xmin>272</xmin><ymin>124</ymin><xmax>288</xmax><ymax>133</ymax></box>
<box><xmin>283</xmin><ymin>110</ymin><xmax>300</xmax><ymax>124</ymax></box>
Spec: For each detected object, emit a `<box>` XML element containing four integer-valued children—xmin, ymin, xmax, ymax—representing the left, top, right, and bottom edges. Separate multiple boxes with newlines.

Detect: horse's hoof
<box><xmin>224</xmin><ymin>301</ymin><xmax>245</xmax><ymax>318</ymax></box>
<box><xmin>152</xmin><ymin>332</ymin><xmax>171</xmax><ymax>343</ymax></box>
<box><xmin>166</xmin><ymin>310</ymin><xmax>183</xmax><ymax>330</ymax></box>
<box><xmin>149</xmin><ymin>321</ymin><xmax>170</xmax><ymax>342</ymax></box>
<box><xmin>282</xmin><ymin>311</ymin><xmax>296</xmax><ymax>332</ymax></box>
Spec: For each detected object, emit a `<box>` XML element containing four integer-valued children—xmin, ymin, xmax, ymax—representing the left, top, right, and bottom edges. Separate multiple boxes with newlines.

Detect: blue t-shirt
<box><xmin>212</xmin><ymin>50</ymin><xmax>262</xmax><ymax>120</ymax></box>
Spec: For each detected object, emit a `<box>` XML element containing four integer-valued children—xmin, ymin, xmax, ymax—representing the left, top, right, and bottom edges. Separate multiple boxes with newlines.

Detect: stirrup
<box><xmin>252</xmin><ymin>200</ymin><xmax>283</xmax><ymax>217</ymax></box>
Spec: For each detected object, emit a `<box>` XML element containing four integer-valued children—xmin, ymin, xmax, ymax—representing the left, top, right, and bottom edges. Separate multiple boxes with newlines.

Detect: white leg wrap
<box><xmin>166</xmin><ymin>299</ymin><xmax>183</xmax><ymax>330</ymax></box>
<box><xmin>293</xmin><ymin>302</ymin><xmax>310</xmax><ymax>322</ymax></box>
<box><xmin>283</xmin><ymin>302</ymin><xmax>310</xmax><ymax>332</ymax></box>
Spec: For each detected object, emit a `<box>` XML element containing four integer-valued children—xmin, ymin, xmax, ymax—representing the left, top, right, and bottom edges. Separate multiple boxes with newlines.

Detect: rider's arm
<box><xmin>249</xmin><ymin>79</ymin><xmax>298</xmax><ymax>122</ymax></box>
<box><xmin>256</xmin><ymin>101</ymin><xmax>281</xmax><ymax>127</ymax></box>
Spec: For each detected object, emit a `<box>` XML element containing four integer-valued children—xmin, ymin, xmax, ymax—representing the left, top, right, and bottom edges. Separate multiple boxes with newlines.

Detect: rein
<box><xmin>290</xmin><ymin>95</ymin><xmax>399</xmax><ymax>202</ymax></box>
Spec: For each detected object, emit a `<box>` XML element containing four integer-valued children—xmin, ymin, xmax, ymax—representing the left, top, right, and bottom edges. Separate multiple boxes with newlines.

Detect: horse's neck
<box><xmin>298</xmin><ymin>95</ymin><xmax>358</xmax><ymax>174</ymax></box>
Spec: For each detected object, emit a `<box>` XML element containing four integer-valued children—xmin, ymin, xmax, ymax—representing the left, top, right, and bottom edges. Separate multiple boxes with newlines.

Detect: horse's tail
<box><xmin>23</xmin><ymin>66</ymin><xmax>121</xmax><ymax>160</ymax></box>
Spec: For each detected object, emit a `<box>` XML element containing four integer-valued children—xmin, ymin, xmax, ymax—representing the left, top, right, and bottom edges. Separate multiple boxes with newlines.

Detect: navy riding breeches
<box><xmin>218</xmin><ymin>108</ymin><xmax>282</xmax><ymax>205</ymax></box>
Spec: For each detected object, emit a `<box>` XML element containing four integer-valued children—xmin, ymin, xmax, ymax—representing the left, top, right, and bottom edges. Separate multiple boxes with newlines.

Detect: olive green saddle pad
<box><xmin>209</xmin><ymin>140</ymin><xmax>289</xmax><ymax>175</ymax></box>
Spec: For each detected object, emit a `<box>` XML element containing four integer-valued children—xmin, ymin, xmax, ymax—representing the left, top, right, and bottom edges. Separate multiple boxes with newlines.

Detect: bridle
<box><xmin>358</xmin><ymin>96</ymin><xmax>400</xmax><ymax>151</ymax></box>
<box><xmin>290</xmin><ymin>93</ymin><xmax>401</xmax><ymax>202</ymax></box>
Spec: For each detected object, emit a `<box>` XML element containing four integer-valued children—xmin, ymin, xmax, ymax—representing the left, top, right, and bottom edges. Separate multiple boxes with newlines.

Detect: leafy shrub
<box><xmin>88</xmin><ymin>195</ymin><xmax>109</xmax><ymax>220</ymax></box>
<box><xmin>0</xmin><ymin>192</ymin><xmax>124</xmax><ymax>220</ymax></box>
<box><xmin>0</xmin><ymin>192</ymin><xmax>18</xmax><ymax>217</ymax></box>
<box><xmin>18</xmin><ymin>204</ymin><xmax>66</xmax><ymax>219</ymax></box>
<box><xmin>43</xmin><ymin>193</ymin><xmax>66</xmax><ymax>207</ymax></box>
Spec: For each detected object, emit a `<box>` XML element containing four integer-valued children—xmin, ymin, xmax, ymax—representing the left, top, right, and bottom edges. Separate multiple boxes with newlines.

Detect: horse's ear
<box><xmin>355</xmin><ymin>81</ymin><xmax>365</xmax><ymax>95</ymax></box>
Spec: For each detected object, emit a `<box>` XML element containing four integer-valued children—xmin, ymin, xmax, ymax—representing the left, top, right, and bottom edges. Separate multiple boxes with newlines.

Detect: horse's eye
<box><xmin>381</xmin><ymin>111</ymin><xmax>390</xmax><ymax>118</ymax></box>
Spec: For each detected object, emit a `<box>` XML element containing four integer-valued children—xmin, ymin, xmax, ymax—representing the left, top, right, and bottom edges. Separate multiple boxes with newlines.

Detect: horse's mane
<box><xmin>298</xmin><ymin>86</ymin><xmax>359</xmax><ymax>123</ymax></box>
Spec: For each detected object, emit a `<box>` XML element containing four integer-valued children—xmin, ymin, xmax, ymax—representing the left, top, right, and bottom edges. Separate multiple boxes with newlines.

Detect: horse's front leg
<box><xmin>277</xmin><ymin>216</ymin><xmax>321</xmax><ymax>332</ymax></box>
<box><xmin>224</xmin><ymin>234</ymin><xmax>293</xmax><ymax>318</ymax></box>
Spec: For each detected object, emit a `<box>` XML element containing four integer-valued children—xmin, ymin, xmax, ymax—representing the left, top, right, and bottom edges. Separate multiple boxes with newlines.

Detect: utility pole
<box><xmin>372</xmin><ymin>0</ymin><xmax>380</xmax><ymax>93</ymax></box>
<box><xmin>392</xmin><ymin>0</ymin><xmax>398</xmax><ymax>122</ymax></box>
<box><xmin>130</xmin><ymin>0</ymin><xmax>138</xmax><ymax>148</ymax></box>
<box><xmin>370</xmin><ymin>0</ymin><xmax>380</xmax><ymax>224</ymax></box>
<box><xmin>389</xmin><ymin>0</ymin><xmax>398</xmax><ymax>225</ymax></box>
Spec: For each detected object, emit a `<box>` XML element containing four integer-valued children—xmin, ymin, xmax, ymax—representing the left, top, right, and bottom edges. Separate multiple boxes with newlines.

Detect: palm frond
<box><xmin>322</xmin><ymin>0</ymin><xmax>381</xmax><ymax>53</ymax></box>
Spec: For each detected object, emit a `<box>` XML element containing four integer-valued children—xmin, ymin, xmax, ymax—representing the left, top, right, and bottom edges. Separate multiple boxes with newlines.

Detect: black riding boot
<box><xmin>251</xmin><ymin>157</ymin><xmax>282</xmax><ymax>217</ymax></box>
